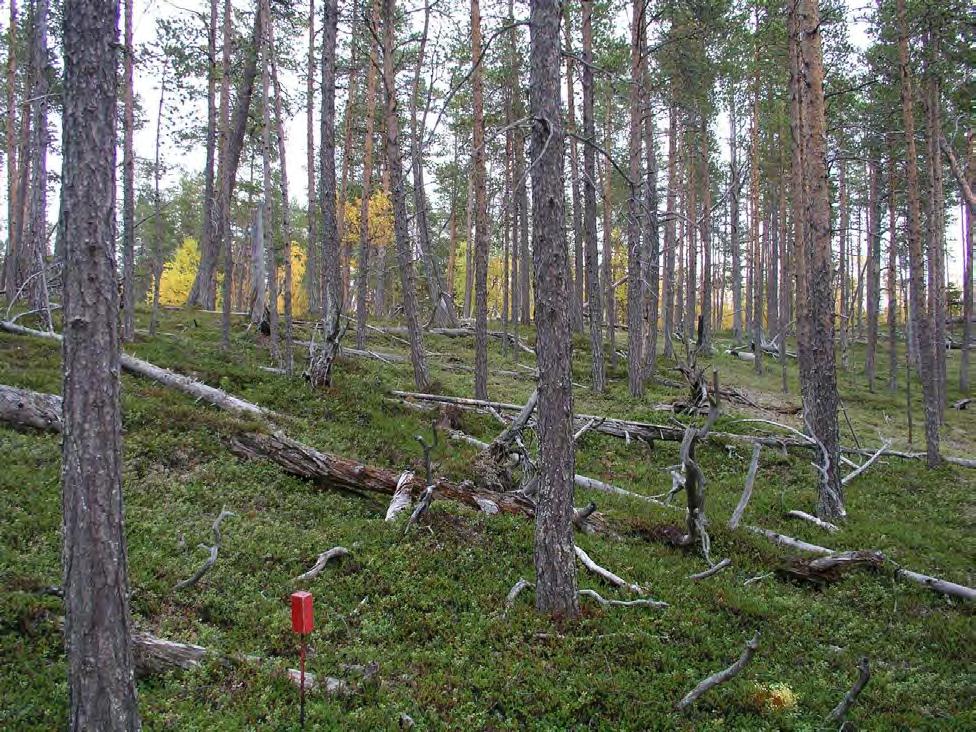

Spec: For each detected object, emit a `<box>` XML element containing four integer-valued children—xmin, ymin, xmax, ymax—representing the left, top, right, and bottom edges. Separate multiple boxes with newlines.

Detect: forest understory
<box><xmin>1</xmin><ymin>306</ymin><xmax>973</xmax><ymax>730</ymax></box>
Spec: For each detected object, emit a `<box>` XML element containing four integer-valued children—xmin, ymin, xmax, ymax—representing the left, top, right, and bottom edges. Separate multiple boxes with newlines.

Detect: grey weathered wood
<box><xmin>828</xmin><ymin>657</ymin><xmax>871</xmax><ymax>723</ymax></box>
<box><xmin>575</xmin><ymin>545</ymin><xmax>643</xmax><ymax>595</ymax></box>
<box><xmin>0</xmin><ymin>383</ymin><xmax>62</xmax><ymax>431</ymax></box>
<box><xmin>293</xmin><ymin>546</ymin><xmax>350</xmax><ymax>583</ymax></box>
<box><xmin>728</xmin><ymin>443</ymin><xmax>761</xmax><ymax>530</ymax></box>
<box><xmin>675</xmin><ymin>632</ymin><xmax>760</xmax><ymax>711</ymax></box>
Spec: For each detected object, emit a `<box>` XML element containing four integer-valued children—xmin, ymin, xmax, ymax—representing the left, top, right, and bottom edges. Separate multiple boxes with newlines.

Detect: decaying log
<box><xmin>688</xmin><ymin>558</ymin><xmax>732</xmax><ymax>581</ymax></box>
<box><xmin>228</xmin><ymin>430</ymin><xmax>536</xmax><ymax>517</ymax></box>
<box><xmin>780</xmin><ymin>550</ymin><xmax>885</xmax><ymax>585</ymax></box>
<box><xmin>0</xmin><ymin>383</ymin><xmax>62</xmax><ymax>432</ymax></box>
<box><xmin>578</xmin><ymin>588</ymin><xmax>668</xmax><ymax>609</ymax></box>
<box><xmin>675</xmin><ymin>631</ymin><xmax>760</xmax><ymax>712</ymax></box>
<box><xmin>0</xmin><ymin>320</ymin><xmax>273</xmax><ymax>420</ymax></box>
<box><xmin>385</xmin><ymin>471</ymin><xmax>415</xmax><ymax>521</ymax></box>
<box><xmin>132</xmin><ymin>631</ymin><xmax>209</xmax><ymax>677</ymax></box>
<box><xmin>575</xmin><ymin>545</ymin><xmax>644</xmax><ymax>595</ymax></box>
<box><xmin>953</xmin><ymin>398</ymin><xmax>973</xmax><ymax>410</ymax></box>
<box><xmin>786</xmin><ymin>509</ymin><xmax>839</xmax><ymax>533</ymax></box>
<box><xmin>746</xmin><ymin>526</ymin><xmax>834</xmax><ymax>556</ymax></box>
<box><xmin>828</xmin><ymin>657</ymin><xmax>871</xmax><ymax>723</ymax></box>
<box><xmin>728</xmin><ymin>443</ymin><xmax>761</xmax><ymax>530</ymax></box>
<box><xmin>293</xmin><ymin>546</ymin><xmax>351</xmax><ymax>583</ymax></box>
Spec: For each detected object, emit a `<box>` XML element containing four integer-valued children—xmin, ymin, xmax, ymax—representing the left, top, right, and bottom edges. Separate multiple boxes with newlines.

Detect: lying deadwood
<box><xmin>573</xmin><ymin>417</ymin><xmax>604</xmax><ymax>442</ymax></box>
<box><xmin>0</xmin><ymin>320</ymin><xmax>273</xmax><ymax>421</ymax></box>
<box><xmin>228</xmin><ymin>430</ymin><xmax>536</xmax><ymax>518</ymax></box>
<box><xmin>676</xmin><ymin>368</ymin><xmax>721</xmax><ymax>558</ymax></box>
<box><xmin>0</xmin><ymin>383</ymin><xmax>62</xmax><ymax>432</ymax></box>
<box><xmin>745</xmin><ymin>527</ymin><xmax>976</xmax><ymax>601</ymax></box>
<box><xmin>174</xmin><ymin>509</ymin><xmax>234</xmax><ymax>591</ymax></box>
<box><xmin>841</xmin><ymin>440</ymin><xmax>891</xmax><ymax>486</ymax></box>
<box><xmin>293</xmin><ymin>546</ymin><xmax>351</xmax><ymax>583</ymax></box>
<box><xmin>828</xmin><ymin>657</ymin><xmax>871</xmax><ymax>723</ymax></box>
<box><xmin>688</xmin><ymin>558</ymin><xmax>732</xmax><ymax>581</ymax></box>
<box><xmin>746</xmin><ymin>526</ymin><xmax>834</xmax><ymax>556</ymax></box>
<box><xmin>786</xmin><ymin>510</ymin><xmax>840</xmax><ymax>534</ymax></box>
<box><xmin>374</xmin><ymin>325</ymin><xmax>535</xmax><ymax>355</ymax></box>
<box><xmin>385</xmin><ymin>471</ymin><xmax>415</xmax><ymax>521</ymax></box>
<box><xmin>575</xmin><ymin>545</ymin><xmax>644</xmax><ymax>595</ymax></box>
<box><xmin>578</xmin><ymin>588</ymin><xmax>668</xmax><ymax>609</ymax></box>
<box><xmin>132</xmin><ymin>631</ymin><xmax>209</xmax><ymax>677</ymax></box>
<box><xmin>728</xmin><ymin>444</ymin><xmax>762</xmax><ymax>530</ymax></box>
<box><xmin>476</xmin><ymin>389</ymin><xmax>539</xmax><ymax>491</ymax></box>
<box><xmin>780</xmin><ymin>550</ymin><xmax>885</xmax><ymax>585</ymax></box>
<box><xmin>503</xmin><ymin>578</ymin><xmax>535</xmax><ymax>613</ymax></box>
<box><xmin>675</xmin><ymin>631</ymin><xmax>761</xmax><ymax>712</ymax></box>
<box><xmin>953</xmin><ymin>398</ymin><xmax>972</xmax><ymax>410</ymax></box>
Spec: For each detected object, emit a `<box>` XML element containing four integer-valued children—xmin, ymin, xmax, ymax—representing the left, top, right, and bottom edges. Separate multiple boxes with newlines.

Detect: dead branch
<box><xmin>828</xmin><ymin>657</ymin><xmax>871</xmax><ymax>723</ymax></box>
<box><xmin>404</xmin><ymin>486</ymin><xmax>434</xmax><ymax>535</ymax></box>
<box><xmin>781</xmin><ymin>550</ymin><xmax>885</xmax><ymax>585</ymax></box>
<box><xmin>728</xmin><ymin>443</ymin><xmax>761</xmax><ymax>530</ymax></box>
<box><xmin>675</xmin><ymin>631</ymin><xmax>760</xmax><ymax>712</ymax></box>
<box><xmin>786</xmin><ymin>510</ymin><xmax>840</xmax><ymax>533</ymax></box>
<box><xmin>573</xmin><ymin>416</ymin><xmax>604</xmax><ymax>442</ymax></box>
<box><xmin>575</xmin><ymin>545</ymin><xmax>644</xmax><ymax>595</ymax></box>
<box><xmin>745</xmin><ymin>526</ymin><xmax>833</xmax><ymax>555</ymax></box>
<box><xmin>841</xmin><ymin>440</ymin><xmax>891</xmax><ymax>486</ymax></box>
<box><xmin>688</xmin><ymin>558</ymin><xmax>732</xmax><ymax>581</ymax></box>
<box><xmin>578</xmin><ymin>588</ymin><xmax>668</xmax><ymax>609</ymax></box>
<box><xmin>503</xmin><ymin>578</ymin><xmax>534</xmax><ymax>613</ymax></box>
<box><xmin>293</xmin><ymin>546</ymin><xmax>351</xmax><ymax>583</ymax></box>
<box><xmin>174</xmin><ymin>509</ymin><xmax>233</xmax><ymax>591</ymax></box>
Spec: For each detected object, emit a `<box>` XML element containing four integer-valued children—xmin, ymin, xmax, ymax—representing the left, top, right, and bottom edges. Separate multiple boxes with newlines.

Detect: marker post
<box><xmin>290</xmin><ymin>591</ymin><xmax>314</xmax><ymax>729</ymax></box>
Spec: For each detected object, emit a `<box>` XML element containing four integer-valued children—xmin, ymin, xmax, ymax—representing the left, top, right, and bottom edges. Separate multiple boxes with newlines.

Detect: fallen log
<box><xmin>0</xmin><ymin>384</ymin><xmax>62</xmax><ymax>432</ymax></box>
<box><xmin>0</xmin><ymin>320</ymin><xmax>273</xmax><ymax>421</ymax></box>
<box><xmin>228</xmin><ymin>430</ymin><xmax>536</xmax><ymax>518</ymax></box>
<box><xmin>780</xmin><ymin>550</ymin><xmax>885</xmax><ymax>585</ymax></box>
<box><xmin>675</xmin><ymin>631</ymin><xmax>761</xmax><ymax>711</ymax></box>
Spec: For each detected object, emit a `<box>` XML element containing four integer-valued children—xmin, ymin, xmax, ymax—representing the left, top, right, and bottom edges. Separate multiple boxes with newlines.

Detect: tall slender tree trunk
<box><xmin>529</xmin><ymin>0</ymin><xmax>579</xmax><ymax>620</ymax></box>
<box><xmin>866</xmin><ymin>158</ymin><xmax>880</xmax><ymax>390</ymax></box>
<box><xmin>463</xmin><ymin>162</ymin><xmax>474</xmax><ymax>319</ymax></box>
<box><xmin>187</xmin><ymin>0</ymin><xmax>220</xmax><ymax>309</ymax></box>
<box><xmin>471</xmin><ymin>0</ymin><xmax>489</xmax><ymax>399</ymax></box>
<box><xmin>924</xmin><ymin>29</ymin><xmax>946</xmax><ymax>421</ymax></box>
<box><xmin>61</xmin><ymin>0</ymin><xmax>140</xmax><ymax>725</ymax></box>
<box><xmin>663</xmin><ymin>104</ymin><xmax>677</xmax><ymax>358</ymax></box>
<box><xmin>581</xmin><ymin>0</ymin><xmax>604</xmax><ymax>392</ymax></box>
<box><xmin>838</xmin><ymin>161</ymin><xmax>849</xmax><ymax>370</ymax></box>
<box><xmin>382</xmin><ymin>0</ymin><xmax>430</xmax><ymax>392</ymax></box>
<box><xmin>962</xmin><ymin>132</ymin><xmax>973</xmax><ymax>393</ymax></box>
<box><xmin>564</xmin><ymin>3</ymin><xmax>584</xmax><ymax>334</ymax></box>
<box><xmin>896</xmin><ymin>0</ymin><xmax>940</xmax><ymax>466</ymax></box>
<box><xmin>515</xmin><ymin>78</ymin><xmax>530</xmax><ymax>326</ymax></box>
<box><xmin>305</xmin><ymin>0</ymin><xmax>318</xmax><ymax>315</ymax></box>
<box><xmin>3</xmin><ymin>0</ymin><xmax>18</xmax><ymax>298</ymax></box>
<box><xmin>260</xmin><ymin>0</ymin><xmax>279</xmax><ymax>364</ymax></box>
<box><xmin>308</xmin><ymin>0</ymin><xmax>342</xmax><ymax>386</ymax></box>
<box><xmin>121</xmin><ymin>0</ymin><xmax>135</xmax><ymax>340</ymax></box>
<box><xmin>790</xmin><ymin>0</ymin><xmax>843</xmax><ymax>518</ymax></box>
<box><xmin>219</xmin><ymin>0</ymin><xmax>233</xmax><ymax>347</ymax></box>
<box><xmin>150</xmin><ymin>72</ymin><xmax>166</xmax><ymax>338</ymax></box>
<box><xmin>750</xmin><ymin>20</ymin><xmax>763</xmax><ymax>374</ymax></box>
<box><xmin>626</xmin><ymin>0</ymin><xmax>643</xmax><ymax>396</ymax></box>
<box><xmin>642</xmin><ymin>60</ymin><xmax>660</xmax><ymax>375</ymax></box>
<box><xmin>729</xmin><ymin>89</ymin><xmax>742</xmax><ymax>343</ymax></box>
<box><xmin>355</xmin><ymin>0</ymin><xmax>380</xmax><ymax>348</ymax></box>
<box><xmin>24</xmin><ymin>0</ymin><xmax>50</xmax><ymax>326</ymax></box>
<box><xmin>886</xmin><ymin>134</ymin><xmax>898</xmax><ymax>391</ymax></box>
<box><xmin>338</xmin><ymin>1</ymin><xmax>360</xmax><ymax>307</ymax></box>
<box><xmin>270</xmin><ymin>38</ymin><xmax>294</xmax><ymax>372</ymax></box>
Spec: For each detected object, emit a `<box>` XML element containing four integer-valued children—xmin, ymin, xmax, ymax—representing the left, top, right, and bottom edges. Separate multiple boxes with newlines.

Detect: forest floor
<box><xmin>1</xmin><ymin>306</ymin><xmax>974</xmax><ymax>730</ymax></box>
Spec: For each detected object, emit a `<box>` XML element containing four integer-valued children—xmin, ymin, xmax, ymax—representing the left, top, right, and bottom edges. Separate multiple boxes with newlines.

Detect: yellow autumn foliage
<box><xmin>155</xmin><ymin>236</ymin><xmax>309</xmax><ymax>315</ymax></box>
<box><xmin>341</xmin><ymin>190</ymin><xmax>394</xmax><ymax>271</ymax></box>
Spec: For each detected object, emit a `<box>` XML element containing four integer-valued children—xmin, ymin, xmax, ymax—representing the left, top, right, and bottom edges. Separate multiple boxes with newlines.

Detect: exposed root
<box><xmin>578</xmin><ymin>588</ymin><xmax>667</xmax><ymax>609</ymax></box>
<box><xmin>293</xmin><ymin>546</ymin><xmax>351</xmax><ymax>583</ymax></box>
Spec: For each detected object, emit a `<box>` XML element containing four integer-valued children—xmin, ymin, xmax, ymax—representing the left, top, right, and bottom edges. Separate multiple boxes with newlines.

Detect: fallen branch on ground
<box><xmin>841</xmin><ymin>440</ymin><xmax>891</xmax><ymax>486</ymax></box>
<box><xmin>781</xmin><ymin>550</ymin><xmax>885</xmax><ymax>585</ymax></box>
<box><xmin>293</xmin><ymin>546</ymin><xmax>351</xmax><ymax>582</ymax></box>
<box><xmin>786</xmin><ymin>510</ymin><xmax>840</xmax><ymax>533</ymax></box>
<box><xmin>575</xmin><ymin>545</ymin><xmax>644</xmax><ymax>595</ymax></box>
<box><xmin>675</xmin><ymin>631</ymin><xmax>760</xmax><ymax>711</ymax></box>
<box><xmin>503</xmin><ymin>578</ymin><xmax>534</xmax><ymax>613</ymax></box>
<box><xmin>578</xmin><ymin>588</ymin><xmax>667</xmax><ymax>609</ymax></box>
<box><xmin>174</xmin><ymin>509</ymin><xmax>234</xmax><ymax>591</ymax></box>
<box><xmin>828</xmin><ymin>657</ymin><xmax>871</xmax><ymax>723</ymax></box>
<box><xmin>728</xmin><ymin>444</ymin><xmax>761</xmax><ymax>530</ymax></box>
<box><xmin>688</xmin><ymin>558</ymin><xmax>732</xmax><ymax>581</ymax></box>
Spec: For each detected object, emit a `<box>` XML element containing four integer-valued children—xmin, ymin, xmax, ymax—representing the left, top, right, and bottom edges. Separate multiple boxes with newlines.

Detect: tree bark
<box><xmin>790</xmin><ymin>0</ymin><xmax>844</xmax><ymax>518</ymax></box>
<box><xmin>61</xmin><ymin>0</ymin><xmax>140</xmax><ymax>723</ymax></box>
<box><xmin>308</xmin><ymin>0</ymin><xmax>342</xmax><ymax>387</ymax></box>
<box><xmin>471</xmin><ymin>0</ymin><xmax>489</xmax><ymax>399</ymax></box>
<box><xmin>626</xmin><ymin>0</ymin><xmax>644</xmax><ymax>396</ymax></box>
<box><xmin>563</xmin><ymin>3</ymin><xmax>584</xmax><ymax>334</ymax></box>
<box><xmin>0</xmin><ymin>383</ymin><xmax>62</xmax><ymax>431</ymax></box>
<box><xmin>581</xmin><ymin>0</ymin><xmax>604</xmax><ymax>392</ymax></box>
<box><xmin>924</xmin><ymin>29</ymin><xmax>946</xmax><ymax>421</ymax></box>
<box><xmin>269</xmin><ymin>31</ymin><xmax>294</xmax><ymax>372</ymax></box>
<box><xmin>260</xmin><ymin>0</ymin><xmax>279</xmax><ymax>364</ymax></box>
<box><xmin>866</xmin><ymin>158</ymin><xmax>881</xmax><ymax>390</ymax></box>
<box><xmin>896</xmin><ymin>0</ymin><xmax>940</xmax><ymax>466</ymax></box>
<box><xmin>663</xmin><ymin>105</ymin><xmax>678</xmax><ymax>358</ymax></box>
<box><xmin>529</xmin><ymin>0</ymin><xmax>579</xmax><ymax>619</ymax></box>
<box><xmin>121</xmin><ymin>0</ymin><xmax>136</xmax><ymax>340</ymax></box>
<box><xmin>355</xmin><ymin>0</ymin><xmax>380</xmax><ymax>349</ymax></box>
<box><xmin>729</xmin><ymin>86</ymin><xmax>742</xmax><ymax>343</ymax></box>
<box><xmin>962</xmin><ymin>133</ymin><xmax>973</xmax><ymax>393</ymax></box>
<box><xmin>3</xmin><ymin>0</ymin><xmax>18</xmax><ymax>299</ymax></box>
<box><xmin>886</xmin><ymin>135</ymin><xmax>898</xmax><ymax>391</ymax></box>
<box><xmin>219</xmin><ymin>0</ymin><xmax>233</xmax><ymax>348</ymax></box>
<box><xmin>381</xmin><ymin>0</ymin><xmax>430</xmax><ymax>392</ymax></box>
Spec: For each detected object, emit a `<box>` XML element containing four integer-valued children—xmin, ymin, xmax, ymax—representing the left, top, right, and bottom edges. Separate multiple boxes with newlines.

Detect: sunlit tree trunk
<box><xmin>471</xmin><ymin>0</ymin><xmax>489</xmax><ymax>398</ymax></box>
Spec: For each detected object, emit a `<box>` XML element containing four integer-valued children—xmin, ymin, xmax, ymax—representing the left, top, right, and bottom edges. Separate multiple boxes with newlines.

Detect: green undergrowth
<box><xmin>1</xmin><ymin>307</ymin><xmax>973</xmax><ymax>730</ymax></box>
